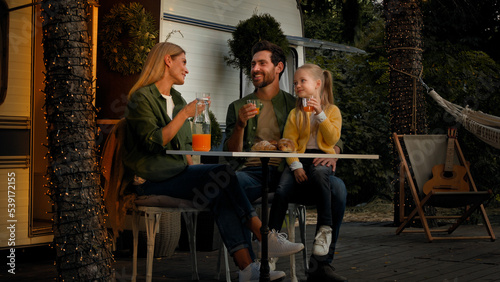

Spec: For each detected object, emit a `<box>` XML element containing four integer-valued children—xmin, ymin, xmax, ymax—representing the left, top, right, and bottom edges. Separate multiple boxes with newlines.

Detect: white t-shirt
<box><xmin>161</xmin><ymin>94</ymin><xmax>174</xmax><ymax>119</ymax></box>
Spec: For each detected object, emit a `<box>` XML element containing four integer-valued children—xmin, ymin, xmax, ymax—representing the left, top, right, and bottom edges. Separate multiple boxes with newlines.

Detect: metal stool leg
<box><xmin>132</xmin><ymin>210</ymin><xmax>141</xmax><ymax>282</ymax></box>
<box><xmin>287</xmin><ymin>204</ymin><xmax>298</xmax><ymax>282</ymax></box>
<box><xmin>297</xmin><ymin>205</ymin><xmax>308</xmax><ymax>272</ymax></box>
<box><xmin>215</xmin><ymin>239</ymin><xmax>231</xmax><ymax>282</ymax></box>
<box><xmin>182</xmin><ymin>211</ymin><xmax>200</xmax><ymax>280</ymax></box>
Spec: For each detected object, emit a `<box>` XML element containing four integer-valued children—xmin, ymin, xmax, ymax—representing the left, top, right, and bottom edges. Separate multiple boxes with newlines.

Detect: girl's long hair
<box><xmin>128</xmin><ymin>42</ymin><xmax>185</xmax><ymax>98</ymax></box>
<box><xmin>295</xmin><ymin>64</ymin><xmax>335</xmax><ymax>132</ymax></box>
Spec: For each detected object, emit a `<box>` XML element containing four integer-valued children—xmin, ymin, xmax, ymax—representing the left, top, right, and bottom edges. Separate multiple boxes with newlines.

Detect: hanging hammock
<box><xmin>420</xmin><ymin>78</ymin><xmax>500</xmax><ymax>149</ymax></box>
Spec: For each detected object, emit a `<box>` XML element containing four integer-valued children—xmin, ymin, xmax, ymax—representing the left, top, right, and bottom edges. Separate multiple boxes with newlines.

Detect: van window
<box><xmin>0</xmin><ymin>0</ymin><xmax>8</xmax><ymax>105</ymax></box>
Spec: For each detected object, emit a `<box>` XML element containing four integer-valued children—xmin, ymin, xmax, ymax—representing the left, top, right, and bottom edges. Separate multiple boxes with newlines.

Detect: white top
<box><xmin>161</xmin><ymin>94</ymin><xmax>174</xmax><ymax>119</ymax></box>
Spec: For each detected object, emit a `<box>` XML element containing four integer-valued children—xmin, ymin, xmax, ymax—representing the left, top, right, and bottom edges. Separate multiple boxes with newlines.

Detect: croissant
<box><xmin>277</xmin><ymin>138</ymin><xmax>295</xmax><ymax>152</ymax></box>
<box><xmin>251</xmin><ymin>140</ymin><xmax>277</xmax><ymax>151</ymax></box>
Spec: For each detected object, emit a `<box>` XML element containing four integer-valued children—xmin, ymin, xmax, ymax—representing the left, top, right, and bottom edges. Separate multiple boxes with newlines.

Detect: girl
<box><xmin>269</xmin><ymin>63</ymin><xmax>342</xmax><ymax>260</ymax></box>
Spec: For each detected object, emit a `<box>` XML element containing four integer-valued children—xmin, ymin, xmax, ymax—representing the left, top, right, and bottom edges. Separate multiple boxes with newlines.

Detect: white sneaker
<box><xmin>263</xmin><ymin>229</ymin><xmax>304</xmax><ymax>258</ymax></box>
<box><xmin>269</xmin><ymin>257</ymin><xmax>278</xmax><ymax>271</ymax></box>
<box><xmin>238</xmin><ymin>261</ymin><xmax>286</xmax><ymax>282</ymax></box>
<box><xmin>312</xmin><ymin>225</ymin><xmax>332</xmax><ymax>256</ymax></box>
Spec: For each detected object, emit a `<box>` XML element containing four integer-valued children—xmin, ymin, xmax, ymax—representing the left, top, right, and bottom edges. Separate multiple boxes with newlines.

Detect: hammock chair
<box><xmin>420</xmin><ymin>78</ymin><xmax>500</xmax><ymax>149</ymax></box>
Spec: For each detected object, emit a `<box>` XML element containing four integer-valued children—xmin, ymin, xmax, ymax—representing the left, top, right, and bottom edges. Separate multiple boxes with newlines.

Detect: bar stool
<box><xmin>253</xmin><ymin>194</ymin><xmax>308</xmax><ymax>282</ymax></box>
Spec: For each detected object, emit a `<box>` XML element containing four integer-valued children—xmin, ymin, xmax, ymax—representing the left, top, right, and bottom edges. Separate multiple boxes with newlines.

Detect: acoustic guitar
<box><xmin>423</xmin><ymin>128</ymin><xmax>469</xmax><ymax>195</ymax></box>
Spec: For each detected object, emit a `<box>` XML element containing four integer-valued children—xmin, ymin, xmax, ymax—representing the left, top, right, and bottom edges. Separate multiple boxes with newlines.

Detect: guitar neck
<box><xmin>444</xmin><ymin>137</ymin><xmax>455</xmax><ymax>172</ymax></box>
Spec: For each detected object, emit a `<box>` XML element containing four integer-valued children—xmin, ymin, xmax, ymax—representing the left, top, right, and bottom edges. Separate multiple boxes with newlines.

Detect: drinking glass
<box><xmin>247</xmin><ymin>99</ymin><xmax>262</xmax><ymax>115</ymax></box>
<box><xmin>192</xmin><ymin>93</ymin><xmax>211</xmax><ymax>151</ymax></box>
<box><xmin>302</xmin><ymin>97</ymin><xmax>313</xmax><ymax>112</ymax></box>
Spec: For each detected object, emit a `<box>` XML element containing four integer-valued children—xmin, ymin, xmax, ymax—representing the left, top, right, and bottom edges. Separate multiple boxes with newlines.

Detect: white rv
<box><xmin>0</xmin><ymin>0</ymin><xmax>362</xmax><ymax>249</ymax></box>
<box><xmin>0</xmin><ymin>0</ymin><xmax>98</xmax><ymax>249</ymax></box>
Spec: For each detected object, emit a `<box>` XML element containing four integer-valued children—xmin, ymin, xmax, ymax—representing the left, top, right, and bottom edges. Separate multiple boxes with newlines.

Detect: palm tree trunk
<box><xmin>41</xmin><ymin>0</ymin><xmax>112</xmax><ymax>280</ymax></box>
<box><xmin>384</xmin><ymin>0</ymin><xmax>426</xmax><ymax>225</ymax></box>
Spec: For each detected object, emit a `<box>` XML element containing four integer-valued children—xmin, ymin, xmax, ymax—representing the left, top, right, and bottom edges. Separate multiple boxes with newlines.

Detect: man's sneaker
<box><xmin>262</xmin><ymin>230</ymin><xmax>304</xmax><ymax>258</ymax></box>
<box><xmin>312</xmin><ymin>225</ymin><xmax>332</xmax><ymax>256</ymax></box>
<box><xmin>238</xmin><ymin>261</ymin><xmax>286</xmax><ymax>282</ymax></box>
<box><xmin>306</xmin><ymin>264</ymin><xmax>347</xmax><ymax>282</ymax></box>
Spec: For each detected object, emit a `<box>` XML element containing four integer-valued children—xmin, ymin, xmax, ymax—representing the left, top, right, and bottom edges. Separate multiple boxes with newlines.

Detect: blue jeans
<box><xmin>236</xmin><ymin>165</ymin><xmax>282</xmax><ymax>203</ymax></box>
<box><xmin>135</xmin><ymin>164</ymin><xmax>257</xmax><ymax>257</ymax></box>
<box><xmin>268</xmin><ymin>169</ymin><xmax>347</xmax><ymax>266</ymax></box>
<box><xmin>270</xmin><ymin>165</ymin><xmax>333</xmax><ymax>227</ymax></box>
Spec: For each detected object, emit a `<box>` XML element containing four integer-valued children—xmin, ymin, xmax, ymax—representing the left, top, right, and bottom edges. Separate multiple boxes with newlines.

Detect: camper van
<box><xmin>1</xmin><ymin>0</ymin><xmax>363</xmax><ymax>249</ymax></box>
<box><xmin>0</xmin><ymin>0</ymin><xmax>98</xmax><ymax>249</ymax></box>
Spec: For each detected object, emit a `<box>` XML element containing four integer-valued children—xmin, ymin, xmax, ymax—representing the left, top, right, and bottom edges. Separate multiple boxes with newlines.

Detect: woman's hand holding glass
<box><xmin>180</xmin><ymin>99</ymin><xmax>199</xmax><ymax>119</ymax></box>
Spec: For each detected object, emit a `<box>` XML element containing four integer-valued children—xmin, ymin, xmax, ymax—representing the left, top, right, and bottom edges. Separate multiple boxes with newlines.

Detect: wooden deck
<box><xmin>3</xmin><ymin>221</ymin><xmax>498</xmax><ymax>281</ymax></box>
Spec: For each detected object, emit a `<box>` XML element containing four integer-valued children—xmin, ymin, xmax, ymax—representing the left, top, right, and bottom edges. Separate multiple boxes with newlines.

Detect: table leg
<box><xmin>260</xmin><ymin>157</ymin><xmax>270</xmax><ymax>282</ymax></box>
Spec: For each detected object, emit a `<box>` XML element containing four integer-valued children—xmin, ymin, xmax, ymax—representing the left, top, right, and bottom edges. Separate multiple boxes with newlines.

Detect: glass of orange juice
<box><xmin>247</xmin><ymin>99</ymin><xmax>262</xmax><ymax>115</ymax></box>
<box><xmin>302</xmin><ymin>97</ymin><xmax>313</xmax><ymax>112</ymax></box>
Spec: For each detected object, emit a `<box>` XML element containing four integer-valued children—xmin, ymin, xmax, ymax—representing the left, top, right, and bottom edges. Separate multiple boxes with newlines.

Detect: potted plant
<box><xmin>225</xmin><ymin>13</ymin><xmax>290</xmax><ymax>78</ymax></box>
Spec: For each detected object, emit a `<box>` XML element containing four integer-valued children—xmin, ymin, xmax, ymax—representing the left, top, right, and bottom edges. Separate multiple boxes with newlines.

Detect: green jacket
<box><xmin>123</xmin><ymin>84</ymin><xmax>192</xmax><ymax>182</ymax></box>
<box><xmin>224</xmin><ymin>89</ymin><xmax>297</xmax><ymax>168</ymax></box>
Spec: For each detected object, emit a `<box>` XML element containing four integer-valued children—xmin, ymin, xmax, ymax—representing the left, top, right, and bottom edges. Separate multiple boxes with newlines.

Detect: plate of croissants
<box><xmin>251</xmin><ymin>138</ymin><xmax>295</xmax><ymax>152</ymax></box>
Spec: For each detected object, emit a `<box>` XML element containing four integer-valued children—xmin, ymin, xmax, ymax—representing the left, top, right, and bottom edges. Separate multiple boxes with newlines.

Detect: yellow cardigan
<box><xmin>283</xmin><ymin>105</ymin><xmax>342</xmax><ymax>165</ymax></box>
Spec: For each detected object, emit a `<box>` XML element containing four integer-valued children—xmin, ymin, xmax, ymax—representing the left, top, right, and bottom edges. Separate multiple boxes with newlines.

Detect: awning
<box><xmin>163</xmin><ymin>13</ymin><xmax>366</xmax><ymax>54</ymax></box>
<box><xmin>287</xmin><ymin>35</ymin><xmax>366</xmax><ymax>54</ymax></box>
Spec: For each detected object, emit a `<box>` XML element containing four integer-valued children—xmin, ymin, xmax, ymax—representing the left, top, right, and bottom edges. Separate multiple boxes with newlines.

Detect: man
<box><xmin>224</xmin><ymin>40</ymin><xmax>348</xmax><ymax>282</ymax></box>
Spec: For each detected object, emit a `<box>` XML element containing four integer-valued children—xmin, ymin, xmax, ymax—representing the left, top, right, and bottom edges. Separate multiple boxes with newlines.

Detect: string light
<box><xmin>41</xmin><ymin>0</ymin><xmax>112</xmax><ymax>280</ymax></box>
<box><xmin>384</xmin><ymin>0</ymin><xmax>427</xmax><ymax>225</ymax></box>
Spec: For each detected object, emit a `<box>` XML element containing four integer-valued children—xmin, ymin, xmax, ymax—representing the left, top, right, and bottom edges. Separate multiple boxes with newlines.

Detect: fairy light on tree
<box><xmin>40</xmin><ymin>0</ymin><xmax>112</xmax><ymax>280</ymax></box>
<box><xmin>384</xmin><ymin>0</ymin><xmax>427</xmax><ymax>225</ymax></box>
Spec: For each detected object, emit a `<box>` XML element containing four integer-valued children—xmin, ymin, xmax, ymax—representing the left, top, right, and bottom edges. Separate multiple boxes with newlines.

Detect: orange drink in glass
<box><xmin>247</xmin><ymin>99</ymin><xmax>261</xmax><ymax>115</ymax></box>
<box><xmin>302</xmin><ymin>97</ymin><xmax>313</xmax><ymax>112</ymax></box>
<box><xmin>192</xmin><ymin>133</ymin><xmax>211</xmax><ymax>151</ymax></box>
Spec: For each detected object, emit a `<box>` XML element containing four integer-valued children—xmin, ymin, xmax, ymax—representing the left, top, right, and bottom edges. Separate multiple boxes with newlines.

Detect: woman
<box><xmin>123</xmin><ymin>42</ymin><xmax>298</xmax><ymax>281</ymax></box>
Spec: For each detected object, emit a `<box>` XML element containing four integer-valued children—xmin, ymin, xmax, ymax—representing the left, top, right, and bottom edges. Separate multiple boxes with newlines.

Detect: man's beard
<box><xmin>252</xmin><ymin>71</ymin><xmax>276</xmax><ymax>89</ymax></box>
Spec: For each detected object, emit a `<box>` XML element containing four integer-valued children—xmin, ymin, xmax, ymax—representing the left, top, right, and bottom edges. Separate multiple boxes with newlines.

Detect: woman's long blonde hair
<box><xmin>128</xmin><ymin>42</ymin><xmax>185</xmax><ymax>98</ymax></box>
<box><xmin>295</xmin><ymin>64</ymin><xmax>335</xmax><ymax>132</ymax></box>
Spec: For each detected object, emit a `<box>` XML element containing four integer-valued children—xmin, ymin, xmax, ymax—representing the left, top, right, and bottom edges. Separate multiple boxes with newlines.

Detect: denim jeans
<box><xmin>236</xmin><ymin>165</ymin><xmax>282</xmax><ymax>203</ymax></box>
<box><xmin>135</xmin><ymin>164</ymin><xmax>257</xmax><ymax>257</ymax></box>
<box><xmin>269</xmin><ymin>164</ymin><xmax>333</xmax><ymax>228</ymax></box>
<box><xmin>268</xmin><ymin>168</ymin><xmax>347</xmax><ymax>266</ymax></box>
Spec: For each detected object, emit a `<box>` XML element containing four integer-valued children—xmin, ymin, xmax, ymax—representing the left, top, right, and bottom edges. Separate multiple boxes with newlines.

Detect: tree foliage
<box><xmin>422</xmin><ymin>0</ymin><xmax>500</xmax><ymax>62</ymax></box>
<box><xmin>306</xmin><ymin>1</ymin><xmax>393</xmax><ymax>204</ymax></box>
<box><xmin>303</xmin><ymin>0</ymin><xmax>500</xmax><ymax>204</ymax></box>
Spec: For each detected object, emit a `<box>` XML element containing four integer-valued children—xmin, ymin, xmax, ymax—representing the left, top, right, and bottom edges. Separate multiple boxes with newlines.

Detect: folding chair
<box><xmin>393</xmin><ymin>133</ymin><xmax>496</xmax><ymax>242</ymax></box>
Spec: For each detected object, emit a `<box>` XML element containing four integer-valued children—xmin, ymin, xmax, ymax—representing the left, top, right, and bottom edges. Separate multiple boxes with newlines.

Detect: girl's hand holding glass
<box><xmin>307</xmin><ymin>96</ymin><xmax>322</xmax><ymax>114</ymax></box>
<box><xmin>302</xmin><ymin>97</ymin><xmax>314</xmax><ymax>112</ymax></box>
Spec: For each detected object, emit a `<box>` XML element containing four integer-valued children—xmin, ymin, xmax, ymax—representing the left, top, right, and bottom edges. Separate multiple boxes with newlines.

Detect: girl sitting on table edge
<box><xmin>122</xmin><ymin>41</ymin><xmax>303</xmax><ymax>281</ymax></box>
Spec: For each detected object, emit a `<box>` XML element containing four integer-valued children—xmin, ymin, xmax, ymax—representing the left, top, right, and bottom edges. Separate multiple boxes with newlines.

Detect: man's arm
<box><xmin>312</xmin><ymin>144</ymin><xmax>341</xmax><ymax>172</ymax></box>
<box><xmin>224</xmin><ymin>102</ymin><xmax>256</xmax><ymax>152</ymax></box>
